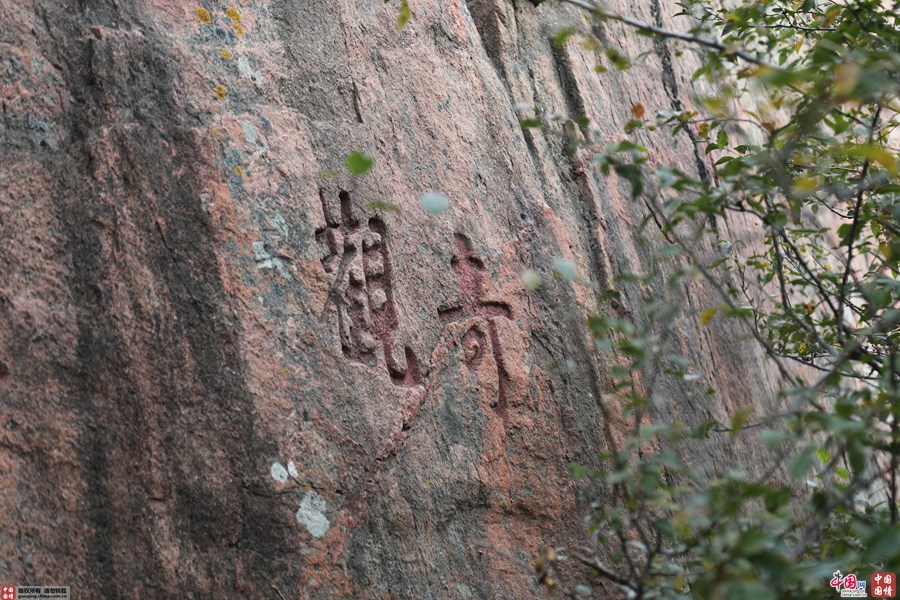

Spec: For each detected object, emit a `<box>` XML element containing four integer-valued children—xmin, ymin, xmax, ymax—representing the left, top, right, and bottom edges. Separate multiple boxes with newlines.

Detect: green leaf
<box><xmin>847</xmin><ymin>441</ymin><xmax>866</xmax><ymax>475</ymax></box>
<box><xmin>837</xmin><ymin>222</ymin><xmax>853</xmax><ymax>245</ymax></box>
<box><xmin>553</xmin><ymin>28</ymin><xmax>575</xmax><ymax>48</ymax></box>
<box><xmin>397</xmin><ymin>0</ymin><xmax>411</xmax><ymax>30</ymax></box>
<box><xmin>816</xmin><ymin>448</ymin><xmax>831</xmax><ymax>464</ymax></box>
<box><xmin>764</xmin><ymin>487</ymin><xmax>791</xmax><ymax>512</ymax></box>
<box><xmin>606</xmin><ymin>470</ymin><xmax>630</xmax><ymax>484</ymax></box>
<box><xmin>761</xmin><ymin>429</ymin><xmax>790</xmax><ymax>450</ymax></box>
<box><xmin>605</xmin><ymin>48</ymin><xmax>631</xmax><ymax>70</ymax></box>
<box><xmin>790</xmin><ymin>447</ymin><xmax>815</xmax><ymax>479</ymax></box>
<box><xmin>346</xmin><ymin>151</ymin><xmax>374</xmax><ymax>175</ymax></box>
<box><xmin>735</xmin><ymin>528</ymin><xmax>769</xmax><ymax>555</ymax></box>
<box><xmin>726</xmin><ymin>581</ymin><xmax>777</xmax><ymax>600</ymax></box>
<box><xmin>730</xmin><ymin>407</ymin><xmax>752</xmax><ymax>437</ymax></box>
<box><xmin>700</xmin><ymin>307</ymin><xmax>718</xmax><ymax>325</ymax></box>
<box><xmin>832</xmin><ymin>143</ymin><xmax>898</xmax><ymax>177</ymax></box>
<box><xmin>366</xmin><ymin>201</ymin><xmax>402</xmax><ymax>213</ymax></box>
<box><xmin>692</xmin><ymin>419</ymin><xmax>717</xmax><ymax>439</ymax></box>
<box><xmin>865</xmin><ymin>525</ymin><xmax>900</xmax><ymax>561</ymax></box>
<box><xmin>569</xmin><ymin>463</ymin><xmax>589</xmax><ymax>478</ymax></box>
<box><xmin>716</xmin><ymin>128</ymin><xmax>728</xmax><ymax>149</ymax></box>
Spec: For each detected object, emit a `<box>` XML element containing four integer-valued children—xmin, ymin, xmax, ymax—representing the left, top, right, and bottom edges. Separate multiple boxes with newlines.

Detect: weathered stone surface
<box><xmin>0</xmin><ymin>0</ymin><xmax>784</xmax><ymax>597</ymax></box>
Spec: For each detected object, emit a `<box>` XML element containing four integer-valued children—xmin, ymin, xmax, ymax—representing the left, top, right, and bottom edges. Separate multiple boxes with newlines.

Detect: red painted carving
<box><xmin>316</xmin><ymin>190</ymin><xmax>420</xmax><ymax>386</ymax></box>
<box><xmin>438</xmin><ymin>234</ymin><xmax>513</xmax><ymax>423</ymax></box>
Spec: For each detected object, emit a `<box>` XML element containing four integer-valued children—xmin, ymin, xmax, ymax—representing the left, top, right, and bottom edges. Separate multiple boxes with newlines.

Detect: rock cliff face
<box><xmin>0</xmin><ymin>0</ymin><xmax>782</xmax><ymax>597</ymax></box>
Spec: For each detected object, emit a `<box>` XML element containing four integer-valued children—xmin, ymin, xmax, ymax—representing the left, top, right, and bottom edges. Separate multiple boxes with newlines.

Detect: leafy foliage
<box><xmin>392</xmin><ymin>0</ymin><xmax>898</xmax><ymax>596</ymax></box>
<box><xmin>533</xmin><ymin>0</ymin><xmax>900</xmax><ymax>597</ymax></box>
<box><xmin>345</xmin><ymin>150</ymin><xmax>374</xmax><ymax>175</ymax></box>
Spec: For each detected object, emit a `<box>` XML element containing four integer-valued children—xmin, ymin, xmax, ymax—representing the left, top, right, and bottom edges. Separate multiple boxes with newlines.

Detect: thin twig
<box><xmin>838</xmin><ymin>106</ymin><xmax>882</xmax><ymax>336</ymax></box>
<box><xmin>558</xmin><ymin>0</ymin><xmax>776</xmax><ymax>69</ymax></box>
<box><xmin>573</xmin><ymin>551</ymin><xmax>639</xmax><ymax>590</ymax></box>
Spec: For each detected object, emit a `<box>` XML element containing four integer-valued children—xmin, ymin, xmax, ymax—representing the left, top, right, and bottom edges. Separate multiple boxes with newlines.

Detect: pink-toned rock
<box><xmin>0</xmin><ymin>0</ymin><xmax>783</xmax><ymax>597</ymax></box>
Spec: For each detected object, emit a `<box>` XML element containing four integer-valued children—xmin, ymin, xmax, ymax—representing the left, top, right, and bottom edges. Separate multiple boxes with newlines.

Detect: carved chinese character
<box><xmin>438</xmin><ymin>234</ymin><xmax>513</xmax><ymax>422</ymax></box>
<box><xmin>316</xmin><ymin>190</ymin><xmax>420</xmax><ymax>386</ymax></box>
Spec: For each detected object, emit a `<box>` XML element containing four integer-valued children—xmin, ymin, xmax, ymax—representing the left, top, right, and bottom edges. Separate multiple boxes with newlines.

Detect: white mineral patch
<box><xmin>270</xmin><ymin>462</ymin><xmax>289</xmax><ymax>483</ymax></box>
<box><xmin>240</xmin><ymin>120</ymin><xmax>258</xmax><ymax>144</ymax></box>
<box><xmin>287</xmin><ymin>461</ymin><xmax>299</xmax><ymax>478</ymax></box>
<box><xmin>552</xmin><ymin>257</ymin><xmax>577</xmax><ymax>280</ymax></box>
<box><xmin>237</xmin><ymin>56</ymin><xmax>264</xmax><ymax>86</ymax></box>
<box><xmin>252</xmin><ymin>241</ymin><xmax>270</xmax><ymax>262</ymax></box>
<box><xmin>420</xmin><ymin>191</ymin><xmax>449</xmax><ymax>214</ymax></box>
<box><xmin>296</xmin><ymin>491</ymin><xmax>330</xmax><ymax>538</ymax></box>
<box><xmin>252</xmin><ymin>240</ymin><xmax>292</xmax><ymax>278</ymax></box>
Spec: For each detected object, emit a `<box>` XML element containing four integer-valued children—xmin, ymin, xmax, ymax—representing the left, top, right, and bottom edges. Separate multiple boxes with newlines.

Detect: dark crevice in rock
<box><xmin>550</xmin><ymin>45</ymin><xmax>589</xmax><ymax>138</ymax></box>
<box><xmin>526</xmin><ymin>44</ymin><xmax>617</xmax><ymax>433</ymax></box>
<box><xmin>569</xmin><ymin>169</ymin><xmax>613</xmax><ymax>293</ymax></box>
<box><xmin>351</xmin><ymin>80</ymin><xmax>364</xmax><ymax>124</ymax></box>
<box><xmin>549</xmin><ymin>46</ymin><xmax>612</xmax><ymax>294</ymax></box>
<box><xmin>464</xmin><ymin>0</ymin><xmax>510</xmax><ymax>83</ymax></box>
<box><xmin>521</xmin><ymin>127</ymin><xmax>548</xmax><ymax>183</ymax></box>
<box><xmin>650</xmin><ymin>0</ymin><xmax>718</xmax><ymax>233</ymax></box>
<box><xmin>590</xmin><ymin>21</ymin><xmax>611</xmax><ymax>47</ymax></box>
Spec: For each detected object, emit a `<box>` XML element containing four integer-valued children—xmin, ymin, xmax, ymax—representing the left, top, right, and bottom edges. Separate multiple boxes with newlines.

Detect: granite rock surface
<box><xmin>0</xmin><ymin>0</ymin><xmax>783</xmax><ymax>597</ymax></box>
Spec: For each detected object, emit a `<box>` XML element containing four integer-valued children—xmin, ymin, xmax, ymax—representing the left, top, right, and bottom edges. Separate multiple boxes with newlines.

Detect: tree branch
<box><xmin>573</xmin><ymin>551</ymin><xmax>638</xmax><ymax>591</ymax></box>
<box><xmin>557</xmin><ymin>0</ymin><xmax>776</xmax><ymax>69</ymax></box>
<box><xmin>838</xmin><ymin>106</ymin><xmax>882</xmax><ymax>336</ymax></box>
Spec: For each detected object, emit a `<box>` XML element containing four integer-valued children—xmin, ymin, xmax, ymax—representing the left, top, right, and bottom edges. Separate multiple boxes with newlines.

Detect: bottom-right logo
<box><xmin>871</xmin><ymin>573</ymin><xmax>896</xmax><ymax>599</ymax></box>
<box><xmin>832</xmin><ymin>572</ymin><xmax>868</xmax><ymax>597</ymax></box>
<box><xmin>830</xmin><ymin>572</ymin><xmax>897</xmax><ymax>598</ymax></box>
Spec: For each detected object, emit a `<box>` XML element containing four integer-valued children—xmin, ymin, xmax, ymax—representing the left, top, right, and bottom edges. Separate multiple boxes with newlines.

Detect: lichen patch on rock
<box><xmin>295</xmin><ymin>492</ymin><xmax>330</xmax><ymax>538</ymax></box>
